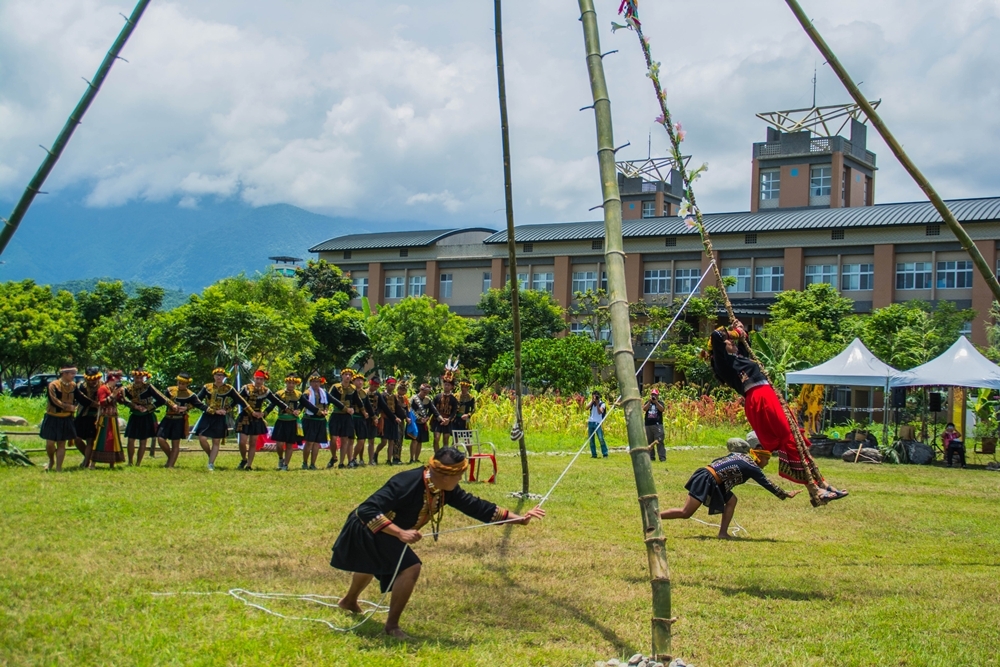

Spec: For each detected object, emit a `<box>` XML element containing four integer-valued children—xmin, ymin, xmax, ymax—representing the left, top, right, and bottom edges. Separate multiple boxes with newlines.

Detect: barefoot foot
<box><xmin>337</xmin><ymin>599</ymin><xmax>363</xmax><ymax>614</ymax></box>
<box><xmin>718</xmin><ymin>533</ymin><xmax>735</xmax><ymax>540</ymax></box>
<box><xmin>384</xmin><ymin>626</ymin><xmax>411</xmax><ymax>640</ymax></box>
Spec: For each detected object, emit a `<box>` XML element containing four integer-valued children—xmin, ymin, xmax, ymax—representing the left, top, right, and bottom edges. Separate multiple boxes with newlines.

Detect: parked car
<box><xmin>10</xmin><ymin>374</ymin><xmax>85</xmax><ymax>398</ymax></box>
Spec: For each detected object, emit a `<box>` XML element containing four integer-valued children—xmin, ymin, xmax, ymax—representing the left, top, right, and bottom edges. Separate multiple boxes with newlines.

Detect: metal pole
<box><xmin>494</xmin><ymin>0</ymin><xmax>529</xmax><ymax>494</ymax></box>
<box><xmin>0</xmin><ymin>0</ymin><xmax>154</xmax><ymax>257</ymax></box>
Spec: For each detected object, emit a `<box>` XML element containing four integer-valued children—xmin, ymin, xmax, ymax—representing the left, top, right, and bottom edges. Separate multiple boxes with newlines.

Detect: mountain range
<box><xmin>0</xmin><ymin>193</ymin><xmax>413</xmax><ymax>293</ymax></box>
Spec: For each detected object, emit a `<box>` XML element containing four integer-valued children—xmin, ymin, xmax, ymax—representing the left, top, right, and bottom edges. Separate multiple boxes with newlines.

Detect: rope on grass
<box><xmin>689</xmin><ymin>517</ymin><xmax>749</xmax><ymax>539</ymax></box>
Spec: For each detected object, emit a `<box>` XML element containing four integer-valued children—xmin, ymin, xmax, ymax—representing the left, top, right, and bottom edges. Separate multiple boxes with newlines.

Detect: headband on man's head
<box><xmin>341</xmin><ymin>368</ymin><xmax>354</xmax><ymax>377</ymax></box>
<box><xmin>176</xmin><ymin>373</ymin><xmax>192</xmax><ymax>383</ymax></box>
<box><xmin>428</xmin><ymin>456</ymin><xmax>469</xmax><ymax>476</ymax></box>
<box><xmin>133</xmin><ymin>369</ymin><xmax>152</xmax><ymax>379</ymax></box>
<box><xmin>212</xmin><ymin>367</ymin><xmax>228</xmax><ymax>376</ymax></box>
<box><xmin>309</xmin><ymin>374</ymin><xmax>324</xmax><ymax>383</ymax></box>
<box><xmin>254</xmin><ymin>369</ymin><xmax>269</xmax><ymax>380</ymax></box>
<box><xmin>285</xmin><ymin>375</ymin><xmax>301</xmax><ymax>384</ymax></box>
<box><xmin>749</xmin><ymin>449</ymin><xmax>772</xmax><ymax>467</ymax></box>
<box><xmin>84</xmin><ymin>366</ymin><xmax>101</xmax><ymax>380</ymax></box>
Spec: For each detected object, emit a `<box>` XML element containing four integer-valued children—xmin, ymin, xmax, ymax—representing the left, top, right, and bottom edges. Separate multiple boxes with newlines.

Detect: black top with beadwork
<box><xmin>710</xmin><ymin>329</ymin><xmax>769</xmax><ymax>396</ymax></box>
<box><xmin>707</xmin><ymin>453</ymin><xmax>789</xmax><ymax>499</ymax></box>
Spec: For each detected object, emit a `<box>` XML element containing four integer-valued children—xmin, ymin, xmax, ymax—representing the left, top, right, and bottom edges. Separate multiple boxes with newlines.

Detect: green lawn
<box><xmin>2</xmin><ymin>433</ymin><xmax>999</xmax><ymax>666</ymax></box>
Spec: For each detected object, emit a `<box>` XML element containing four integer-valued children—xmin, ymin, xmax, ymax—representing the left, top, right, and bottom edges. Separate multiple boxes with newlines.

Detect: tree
<box><xmin>149</xmin><ymin>273</ymin><xmax>315</xmax><ymax>383</ymax></box>
<box><xmin>464</xmin><ymin>286</ymin><xmax>566</xmax><ymax>371</ymax></box>
<box><xmin>850</xmin><ymin>301</ymin><xmax>975</xmax><ymax>370</ymax></box>
<box><xmin>89</xmin><ymin>287</ymin><xmax>166</xmax><ymax>373</ymax></box>
<box><xmin>568</xmin><ymin>288</ymin><xmax>611</xmax><ymax>343</ymax></box>
<box><xmin>295</xmin><ymin>259</ymin><xmax>357</xmax><ymax>301</ymax></box>
<box><xmin>768</xmin><ymin>283</ymin><xmax>855</xmax><ymax>342</ymax></box>
<box><xmin>367</xmin><ymin>296</ymin><xmax>470</xmax><ymax>381</ymax></box>
<box><xmin>489</xmin><ymin>335</ymin><xmax>608</xmax><ymax>394</ymax></box>
<box><xmin>0</xmin><ymin>280</ymin><xmax>80</xmax><ymax>386</ymax></box>
<box><xmin>303</xmin><ymin>294</ymin><xmax>369</xmax><ymax>377</ymax></box>
<box><xmin>74</xmin><ymin>280</ymin><xmax>129</xmax><ymax>361</ymax></box>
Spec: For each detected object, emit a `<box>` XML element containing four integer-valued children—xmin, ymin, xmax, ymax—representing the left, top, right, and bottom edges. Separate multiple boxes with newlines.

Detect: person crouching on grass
<box><xmin>660</xmin><ymin>449</ymin><xmax>799</xmax><ymax>539</ymax></box>
<box><xmin>331</xmin><ymin>446</ymin><xmax>545</xmax><ymax>639</ymax></box>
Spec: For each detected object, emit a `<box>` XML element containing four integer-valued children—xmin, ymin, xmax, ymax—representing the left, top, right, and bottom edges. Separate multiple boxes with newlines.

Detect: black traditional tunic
<box><xmin>352</xmin><ymin>390</ymin><xmax>374</xmax><ymax>440</ymax></box>
<box><xmin>271</xmin><ymin>388</ymin><xmax>305</xmax><ymax>444</ymax></box>
<box><xmin>194</xmin><ymin>383</ymin><xmax>249</xmax><ymax>439</ymax></box>
<box><xmin>381</xmin><ymin>392</ymin><xmax>405</xmax><ymax>441</ymax></box>
<box><xmin>710</xmin><ymin>329</ymin><xmax>768</xmax><ymax>396</ymax></box>
<box><xmin>121</xmin><ymin>383</ymin><xmax>167</xmax><ymax>439</ymax></box>
<box><xmin>157</xmin><ymin>385</ymin><xmax>207</xmax><ymax>440</ymax></box>
<box><xmin>301</xmin><ymin>387</ymin><xmax>340</xmax><ymax>443</ymax></box>
<box><xmin>432</xmin><ymin>393</ymin><xmax>459</xmax><ymax>435</ymax></box>
<box><xmin>455</xmin><ymin>395</ymin><xmax>476</xmax><ymax>431</ymax></box>
<box><xmin>236</xmin><ymin>385</ymin><xmax>286</xmax><ymax>436</ymax></box>
<box><xmin>328</xmin><ymin>383</ymin><xmax>357</xmax><ymax>439</ymax></box>
<box><xmin>331</xmin><ymin>467</ymin><xmax>509</xmax><ymax>591</ymax></box>
<box><xmin>685</xmin><ymin>452</ymin><xmax>791</xmax><ymax>515</ymax></box>
<box><xmin>40</xmin><ymin>379</ymin><xmax>87</xmax><ymax>441</ymax></box>
<box><xmin>409</xmin><ymin>395</ymin><xmax>439</xmax><ymax>443</ymax></box>
<box><xmin>73</xmin><ymin>380</ymin><xmax>102</xmax><ymax>439</ymax></box>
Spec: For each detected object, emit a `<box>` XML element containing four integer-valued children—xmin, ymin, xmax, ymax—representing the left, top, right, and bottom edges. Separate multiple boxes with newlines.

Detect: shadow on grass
<box><xmin>708</xmin><ymin>585</ymin><xmax>832</xmax><ymax>601</ymax></box>
<box><xmin>683</xmin><ymin>535</ymin><xmax>786</xmax><ymax>543</ymax></box>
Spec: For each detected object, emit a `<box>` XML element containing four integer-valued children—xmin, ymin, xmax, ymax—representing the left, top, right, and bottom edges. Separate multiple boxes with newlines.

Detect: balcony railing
<box><xmin>754</xmin><ymin>135</ymin><xmax>876</xmax><ymax>167</ymax></box>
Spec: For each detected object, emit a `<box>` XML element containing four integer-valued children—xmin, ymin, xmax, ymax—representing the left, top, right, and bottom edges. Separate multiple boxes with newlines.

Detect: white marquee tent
<box><xmin>891</xmin><ymin>336</ymin><xmax>1000</xmax><ymax>390</ymax></box>
<box><xmin>787</xmin><ymin>338</ymin><xmax>899</xmax><ymax>387</ymax></box>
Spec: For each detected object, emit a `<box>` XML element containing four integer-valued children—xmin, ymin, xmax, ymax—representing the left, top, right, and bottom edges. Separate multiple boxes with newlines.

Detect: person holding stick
<box><xmin>331</xmin><ymin>446</ymin><xmax>545</xmax><ymax>639</ymax></box>
<box><xmin>156</xmin><ymin>372</ymin><xmax>207</xmax><ymax>468</ymax></box>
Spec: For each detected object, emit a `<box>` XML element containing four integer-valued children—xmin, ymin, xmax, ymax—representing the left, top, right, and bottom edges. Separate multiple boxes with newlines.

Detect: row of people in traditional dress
<box><xmin>38</xmin><ymin>364</ymin><xmax>476</xmax><ymax>472</ymax></box>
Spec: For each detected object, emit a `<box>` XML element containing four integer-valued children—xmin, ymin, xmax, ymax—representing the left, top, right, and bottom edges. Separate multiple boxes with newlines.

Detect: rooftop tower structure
<box><xmin>616</xmin><ymin>156</ymin><xmax>688</xmax><ymax>220</ymax></box>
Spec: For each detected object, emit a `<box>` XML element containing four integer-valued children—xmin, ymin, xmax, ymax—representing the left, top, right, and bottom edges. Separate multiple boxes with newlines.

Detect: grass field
<box><xmin>2</xmin><ymin>418</ymin><xmax>999</xmax><ymax>667</ymax></box>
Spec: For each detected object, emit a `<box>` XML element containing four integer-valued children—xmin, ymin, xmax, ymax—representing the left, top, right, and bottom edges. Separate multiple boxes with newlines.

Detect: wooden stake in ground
<box><xmin>783</xmin><ymin>0</ymin><xmax>1000</xmax><ymax>304</ymax></box>
<box><xmin>493</xmin><ymin>0</ymin><xmax>530</xmax><ymax>494</ymax></box>
<box><xmin>578</xmin><ymin>0</ymin><xmax>673</xmax><ymax>659</ymax></box>
<box><xmin>0</xmin><ymin>0</ymin><xmax>153</xmax><ymax>257</ymax></box>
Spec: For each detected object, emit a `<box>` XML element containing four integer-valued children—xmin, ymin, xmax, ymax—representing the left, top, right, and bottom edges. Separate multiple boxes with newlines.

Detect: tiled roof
<box><xmin>309</xmin><ymin>228</ymin><xmax>497</xmax><ymax>252</ymax></box>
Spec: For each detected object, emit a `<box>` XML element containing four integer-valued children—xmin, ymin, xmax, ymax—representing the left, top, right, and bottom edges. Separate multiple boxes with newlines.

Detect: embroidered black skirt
<box><xmin>302</xmin><ymin>417</ymin><xmax>328</xmax><ymax>443</ymax></box>
<box><xmin>157</xmin><ymin>417</ymin><xmax>187</xmax><ymax>441</ymax></box>
<box><xmin>685</xmin><ymin>467</ymin><xmax>731</xmax><ymax>516</ymax></box>
<box><xmin>125</xmin><ymin>413</ymin><xmax>158</xmax><ymax>439</ymax></box>
<box><xmin>271</xmin><ymin>419</ymin><xmax>300</xmax><ymax>444</ymax></box>
<box><xmin>73</xmin><ymin>413</ymin><xmax>98</xmax><ymax>439</ymax></box>
<box><xmin>331</xmin><ymin>513</ymin><xmax>421</xmax><ymax>593</ymax></box>
<box><xmin>41</xmin><ymin>414</ymin><xmax>77</xmax><ymax>442</ymax></box>
<box><xmin>194</xmin><ymin>413</ymin><xmax>228</xmax><ymax>439</ymax></box>
<box><xmin>352</xmin><ymin>416</ymin><xmax>371</xmax><ymax>440</ymax></box>
<box><xmin>382</xmin><ymin>417</ymin><xmax>400</xmax><ymax>441</ymax></box>
<box><xmin>329</xmin><ymin>413</ymin><xmax>355</xmax><ymax>438</ymax></box>
<box><xmin>238</xmin><ymin>414</ymin><xmax>269</xmax><ymax>436</ymax></box>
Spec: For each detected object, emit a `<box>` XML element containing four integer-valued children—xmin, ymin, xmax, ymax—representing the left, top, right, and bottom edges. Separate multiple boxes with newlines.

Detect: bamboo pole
<box><xmin>578</xmin><ymin>0</ymin><xmax>673</xmax><ymax>659</ymax></box>
<box><xmin>783</xmin><ymin>0</ymin><xmax>1000</xmax><ymax>304</ymax></box>
<box><xmin>0</xmin><ymin>0</ymin><xmax>153</xmax><ymax>257</ymax></box>
<box><xmin>493</xmin><ymin>0</ymin><xmax>529</xmax><ymax>494</ymax></box>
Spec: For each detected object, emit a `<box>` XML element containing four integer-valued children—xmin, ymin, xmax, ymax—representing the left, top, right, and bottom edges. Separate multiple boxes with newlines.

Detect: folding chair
<box><xmin>451</xmin><ymin>430</ymin><xmax>497</xmax><ymax>483</ymax></box>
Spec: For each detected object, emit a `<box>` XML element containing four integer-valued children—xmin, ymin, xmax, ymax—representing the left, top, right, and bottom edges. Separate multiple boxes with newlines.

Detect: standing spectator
<box><xmin>943</xmin><ymin>422</ymin><xmax>965</xmax><ymax>468</ymax></box>
<box><xmin>408</xmin><ymin>383</ymin><xmax>440</xmax><ymax>464</ymax></box>
<box><xmin>644</xmin><ymin>387</ymin><xmax>666</xmax><ymax>463</ymax></box>
<box><xmin>587</xmin><ymin>390</ymin><xmax>609</xmax><ymax>459</ymax></box>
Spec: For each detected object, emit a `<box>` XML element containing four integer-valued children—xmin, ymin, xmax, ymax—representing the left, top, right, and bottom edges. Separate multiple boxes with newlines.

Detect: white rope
<box><xmin>151</xmin><ymin>267</ymin><xmax>715</xmax><ymax>632</ymax></box>
<box><xmin>689</xmin><ymin>517</ymin><xmax>750</xmax><ymax>538</ymax></box>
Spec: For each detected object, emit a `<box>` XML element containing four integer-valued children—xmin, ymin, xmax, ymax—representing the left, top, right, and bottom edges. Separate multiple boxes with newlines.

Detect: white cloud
<box><xmin>1</xmin><ymin>0</ymin><xmax>999</xmax><ymax>225</ymax></box>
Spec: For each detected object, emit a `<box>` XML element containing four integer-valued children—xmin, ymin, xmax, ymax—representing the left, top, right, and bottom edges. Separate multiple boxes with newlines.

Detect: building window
<box><xmin>810</xmin><ymin>166</ymin><xmax>832</xmax><ymax>196</ymax></box>
<box><xmin>865</xmin><ymin>176</ymin><xmax>872</xmax><ymax>205</ymax></box>
<box><xmin>745</xmin><ymin>233</ymin><xmax>757</xmax><ymax>245</ymax></box>
<box><xmin>439</xmin><ymin>273</ymin><xmax>453</xmax><ymax>298</ymax></box>
<box><xmin>399</xmin><ymin>248</ymin><xmax>409</xmax><ymax>257</ymax></box>
<box><xmin>506</xmin><ymin>273</ymin><xmax>529</xmax><ymax>290</ymax></box>
<box><xmin>482</xmin><ymin>272</ymin><xmax>492</xmax><ymax>292</ymax></box>
<box><xmin>754</xmin><ymin>266</ymin><xmax>784</xmax><ymax>293</ymax></box>
<box><xmin>384</xmin><ymin>277</ymin><xmax>405</xmax><ymax>299</ymax></box>
<box><xmin>936</xmin><ymin>260</ymin><xmax>973</xmax><ymax>289</ymax></box>
<box><xmin>523</xmin><ymin>243</ymin><xmax>533</xmax><ymax>253</ymax></box>
<box><xmin>642</xmin><ymin>201</ymin><xmax>656</xmax><ymax>218</ymax></box>
<box><xmin>601</xmin><ymin>271</ymin><xmax>608</xmax><ymax>291</ymax></box>
<box><xmin>896</xmin><ymin>262</ymin><xmax>933</xmax><ymax>290</ymax></box>
<box><xmin>842</xmin><ymin>264</ymin><xmax>874</xmax><ymax>291</ymax></box>
<box><xmin>721</xmin><ymin>267</ymin><xmax>751</xmax><ymax>293</ymax></box>
<box><xmin>569</xmin><ymin>323</ymin><xmax>587</xmax><ymax>336</ymax></box>
<box><xmin>665</xmin><ymin>237</ymin><xmax>677</xmax><ymax>247</ymax></box>
<box><xmin>592</xmin><ymin>239</ymin><xmax>604</xmax><ymax>251</ymax></box>
<box><xmin>759</xmin><ymin>169</ymin><xmax>780</xmax><ymax>207</ymax></box>
<box><xmin>841</xmin><ymin>167</ymin><xmax>848</xmax><ymax>205</ymax></box>
<box><xmin>674</xmin><ymin>268</ymin><xmax>700</xmax><ymax>294</ymax></box>
<box><xmin>831</xmin><ymin>229</ymin><xmax>844</xmax><ymax>240</ymax></box>
<box><xmin>408</xmin><ymin>275</ymin><xmax>426</xmax><ymax>297</ymax></box>
<box><xmin>343</xmin><ymin>250</ymin><xmax>352</xmax><ymax>260</ymax></box>
<box><xmin>532</xmin><ymin>272</ymin><xmax>554</xmax><ymax>293</ymax></box>
<box><xmin>572</xmin><ymin>271</ymin><xmax>598</xmax><ymax>293</ymax></box>
<box><xmin>352</xmin><ymin>277</ymin><xmax>368</xmax><ymax>297</ymax></box>
<box><xmin>960</xmin><ymin>321</ymin><xmax>973</xmax><ymax>337</ymax></box>
<box><xmin>805</xmin><ymin>264</ymin><xmax>837</xmax><ymax>286</ymax></box>
<box><xmin>926</xmin><ymin>224</ymin><xmax>940</xmax><ymax>236</ymax></box>
<box><xmin>643</xmin><ymin>269</ymin><xmax>671</xmax><ymax>295</ymax></box>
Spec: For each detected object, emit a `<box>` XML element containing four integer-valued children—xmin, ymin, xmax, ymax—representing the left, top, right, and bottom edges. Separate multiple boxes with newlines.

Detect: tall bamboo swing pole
<box><xmin>493</xmin><ymin>0</ymin><xmax>530</xmax><ymax>494</ymax></box>
<box><xmin>0</xmin><ymin>0</ymin><xmax>153</xmax><ymax>257</ymax></box>
<box><xmin>578</xmin><ymin>0</ymin><xmax>673</xmax><ymax>659</ymax></box>
<box><xmin>784</xmin><ymin>0</ymin><xmax>1000</xmax><ymax>304</ymax></box>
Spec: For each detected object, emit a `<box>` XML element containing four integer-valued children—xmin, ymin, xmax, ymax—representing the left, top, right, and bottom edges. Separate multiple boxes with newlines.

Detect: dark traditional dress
<box><xmin>685</xmin><ymin>452</ymin><xmax>791</xmax><ymax>515</ymax></box>
<box><xmin>353</xmin><ymin>390</ymin><xmax>373</xmax><ymax>440</ymax></box>
<box><xmin>121</xmin><ymin>383</ymin><xmax>166</xmax><ymax>440</ymax></box>
<box><xmin>381</xmin><ymin>392</ymin><xmax>404</xmax><ymax>441</ymax></box>
<box><xmin>236</xmin><ymin>385</ymin><xmax>286</xmax><ymax>436</ymax></box>
<box><xmin>301</xmin><ymin>387</ymin><xmax>339</xmax><ymax>443</ymax></box>
<box><xmin>40</xmin><ymin>379</ymin><xmax>83</xmax><ymax>441</ymax></box>
<box><xmin>455</xmin><ymin>395</ymin><xmax>476</xmax><ymax>432</ymax></box>
<box><xmin>366</xmin><ymin>389</ymin><xmax>386</xmax><ymax>440</ymax></box>
<box><xmin>331</xmin><ymin>467</ymin><xmax>510</xmax><ymax>592</ymax></box>
<box><xmin>271</xmin><ymin>388</ymin><xmax>305</xmax><ymax>444</ymax></box>
<box><xmin>91</xmin><ymin>383</ymin><xmax>125</xmax><ymax>464</ymax></box>
<box><xmin>710</xmin><ymin>329</ymin><xmax>824</xmax><ymax>485</ymax></box>
<box><xmin>432</xmin><ymin>393</ymin><xmax>459</xmax><ymax>435</ymax></box>
<box><xmin>328</xmin><ymin>384</ymin><xmax>356</xmax><ymax>439</ymax></box>
<box><xmin>409</xmin><ymin>395</ymin><xmax>438</xmax><ymax>443</ymax></box>
<box><xmin>73</xmin><ymin>380</ymin><xmax>102</xmax><ymax>440</ymax></box>
<box><xmin>157</xmin><ymin>385</ymin><xmax>207</xmax><ymax>440</ymax></box>
<box><xmin>194</xmin><ymin>383</ymin><xmax>248</xmax><ymax>439</ymax></box>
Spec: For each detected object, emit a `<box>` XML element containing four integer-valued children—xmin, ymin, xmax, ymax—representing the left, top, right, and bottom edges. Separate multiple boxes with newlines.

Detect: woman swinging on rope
<box><xmin>709</xmin><ymin>322</ymin><xmax>848</xmax><ymax>503</ymax></box>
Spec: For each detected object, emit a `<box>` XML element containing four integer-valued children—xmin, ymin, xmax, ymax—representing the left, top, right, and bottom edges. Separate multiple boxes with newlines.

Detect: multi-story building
<box><xmin>308</xmin><ymin>104</ymin><xmax>1000</xmax><ymax>382</ymax></box>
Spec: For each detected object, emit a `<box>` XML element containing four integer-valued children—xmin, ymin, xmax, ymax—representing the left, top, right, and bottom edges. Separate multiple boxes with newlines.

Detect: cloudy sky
<box><xmin>1</xmin><ymin>0</ymin><xmax>999</xmax><ymax>228</ymax></box>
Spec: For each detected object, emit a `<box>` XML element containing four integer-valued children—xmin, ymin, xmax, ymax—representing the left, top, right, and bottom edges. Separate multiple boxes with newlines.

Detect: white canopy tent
<box><xmin>787</xmin><ymin>338</ymin><xmax>900</xmax><ymax>387</ymax></box>
<box><xmin>891</xmin><ymin>336</ymin><xmax>1000</xmax><ymax>389</ymax></box>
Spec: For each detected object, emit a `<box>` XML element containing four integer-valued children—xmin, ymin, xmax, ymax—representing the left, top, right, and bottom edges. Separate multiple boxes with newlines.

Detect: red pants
<box><xmin>744</xmin><ymin>384</ymin><xmax>824</xmax><ymax>485</ymax></box>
